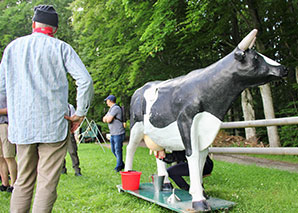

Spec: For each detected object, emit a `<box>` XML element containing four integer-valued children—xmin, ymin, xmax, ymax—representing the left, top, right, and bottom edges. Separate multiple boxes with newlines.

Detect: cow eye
<box><xmin>234</xmin><ymin>50</ymin><xmax>245</xmax><ymax>61</ymax></box>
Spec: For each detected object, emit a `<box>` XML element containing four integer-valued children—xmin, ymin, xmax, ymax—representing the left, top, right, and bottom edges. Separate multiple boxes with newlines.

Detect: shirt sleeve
<box><xmin>0</xmin><ymin>49</ymin><xmax>7</xmax><ymax>96</ymax></box>
<box><xmin>63</xmin><ymin>44</ymin><xmax>94</xmax><ymax>116</ymax></box>
<box><xmin>108</xmin><ymin>105</ymin><xmax>120</xmax><ymax>118</ymax></box>
<box><xmin>68</xmin><ymin>104</ymin><xmax>76</xmax><ymax>116</ymax></box>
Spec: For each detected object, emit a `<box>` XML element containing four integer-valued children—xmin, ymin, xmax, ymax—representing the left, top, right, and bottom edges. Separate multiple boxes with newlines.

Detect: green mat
<box><xmin>117</xmin><ymin>183</ymin><xmax>236</xmax><ymax>212</ymax></box>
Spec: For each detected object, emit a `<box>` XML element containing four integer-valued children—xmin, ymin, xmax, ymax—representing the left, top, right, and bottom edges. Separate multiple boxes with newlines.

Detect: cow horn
<box><xmin>238</xmin><ymin>29</ymin><xmax>258</xmax><ymax>51</ymax></box>
<box><xmin>249</xmin><ymin>37</ymin><xmax>256</xmax><ymax>49</ymax></box>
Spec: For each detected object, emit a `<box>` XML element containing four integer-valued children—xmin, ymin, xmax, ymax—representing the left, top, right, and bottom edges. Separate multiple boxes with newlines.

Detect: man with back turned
<box><xmin>0</xmin><ymin>5</ymin><xmax>93</xmax><ymax>212</ymax></box>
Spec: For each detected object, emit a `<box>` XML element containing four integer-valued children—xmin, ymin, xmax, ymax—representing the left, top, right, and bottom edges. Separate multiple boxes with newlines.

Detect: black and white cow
<box><xmin>124</xmin><ymin>29</ymin><xmax>287</xmax><ymax>211</ymax></box>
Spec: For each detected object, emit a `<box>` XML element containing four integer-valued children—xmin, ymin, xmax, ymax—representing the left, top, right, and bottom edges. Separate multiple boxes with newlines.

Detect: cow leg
<box><xmin>124</xmin><ymin>122</ymin><xmax>144</xmax><ymax>171</ymax></box>
<box><xmin>187</xmin><ymin>148</ymin><xmax>210</xmax><ymax>212</ymax></box>
<box><xmin>177</xmin><ymin>112</ymin><xmax>210</xmax><ymax>211</ymax></box>
<box><xmin>156</xmin><ymin>158</ymin><xmax>167</xmax><ymax>177</ymax></box>
<box><xmin>155</xmin><ymin>158</ymin><xmax>172</xmax><ymax>189</ymax></box>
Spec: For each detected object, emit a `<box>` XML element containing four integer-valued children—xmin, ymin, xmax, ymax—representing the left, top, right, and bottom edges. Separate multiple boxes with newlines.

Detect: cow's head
<box><xmin>233</xmin><ymin>29</ymin><xmax>287</xmax><ymax>87</ymax></box>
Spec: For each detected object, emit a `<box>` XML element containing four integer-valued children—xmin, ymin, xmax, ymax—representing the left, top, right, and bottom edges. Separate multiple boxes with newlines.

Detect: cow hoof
<box><xmin>192</xmin><ymin>200</ymin><xmax>211</xmax><ymax>212</ymax></box>
<box><xmin>162</xmin><ymin>182</ymin><xmax>173</xmax><ymax>191</ymax></box>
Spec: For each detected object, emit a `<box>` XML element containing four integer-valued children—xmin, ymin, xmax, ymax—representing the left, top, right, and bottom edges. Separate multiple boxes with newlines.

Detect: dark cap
<box><xmin>32</xmin><ymin>5</ymin><xmax>58</xmax><ymax>27</ymax></box>
<box><xmin>104</xmin><ymin>95</ymin><xmax>116</xmax><ymax>102</ymax></box>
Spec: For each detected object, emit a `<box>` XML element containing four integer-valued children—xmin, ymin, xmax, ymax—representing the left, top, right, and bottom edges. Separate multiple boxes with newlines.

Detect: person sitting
<box><xmin>163</xmin><ymin>150</ymin><xmax>213</xmax><ymax>191</ymax></box>
<box><xmin>155</xmin><ymin>149</ymin><xmax>213</xmax><ymax>196</ymax></box>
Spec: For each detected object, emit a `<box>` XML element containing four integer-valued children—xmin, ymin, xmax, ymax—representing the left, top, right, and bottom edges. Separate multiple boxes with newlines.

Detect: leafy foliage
<box><xmin>0</xmin><ymin>0</ymin><xmax>297</xmax><ymax>145</ymax></box>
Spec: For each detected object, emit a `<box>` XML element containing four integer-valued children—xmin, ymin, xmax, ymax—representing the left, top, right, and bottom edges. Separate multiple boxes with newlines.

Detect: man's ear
<box><xmin>32</xmin><ymin>22</ymin><xmax>36</xmax><ymax>29</ymax></box>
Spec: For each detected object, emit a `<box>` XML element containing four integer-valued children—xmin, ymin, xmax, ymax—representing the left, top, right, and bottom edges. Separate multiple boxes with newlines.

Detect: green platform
<box><xmin>117</xmin><ymin>183</ymin><xmax>236</xmax><ymax>212</ymax></box>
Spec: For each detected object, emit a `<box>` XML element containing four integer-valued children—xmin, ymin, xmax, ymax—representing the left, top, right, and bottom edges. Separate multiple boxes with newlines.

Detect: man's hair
<box><xmin>35</xmin><ymin>22</ymin><xmax>57</xmax><ymax>31</ymax></box>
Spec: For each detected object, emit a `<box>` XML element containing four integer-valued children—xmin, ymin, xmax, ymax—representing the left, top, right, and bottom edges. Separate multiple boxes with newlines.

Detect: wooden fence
<box><xmin>209</xmin><ymin>116</ymin><xmax>298</xmax><ymax>155</ymax></box>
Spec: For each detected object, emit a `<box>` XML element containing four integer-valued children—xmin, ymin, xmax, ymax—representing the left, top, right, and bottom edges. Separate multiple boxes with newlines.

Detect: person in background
<box><xmin>0</xmin><ymin>5</ymin><xmax>93</xmax><ymax>212</ymax></box>
<box><xmin>61</xmin><ymin>104</ymin><xmax>82</xmax><ymax>176</ymax></box>
<box><xmin>0</xmin><ymin>157</ymin><xmax>8</xmax><ymax>189</ymax></box>
<box><xmin>103</xmin><ymin>95</ymin><xmax>125</xmax><ymax>172</ymax></box>
<box><xmin>0</xmin><ymin>95</ymin><xmax>17</xmax><ymax>193</ymax></box>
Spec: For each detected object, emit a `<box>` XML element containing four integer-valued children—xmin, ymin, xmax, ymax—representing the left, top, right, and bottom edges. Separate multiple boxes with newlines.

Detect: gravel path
<box><xmin>212</xmin><ymin>154</ymin><xmax>298</xmax><ymax>173</ymax></box>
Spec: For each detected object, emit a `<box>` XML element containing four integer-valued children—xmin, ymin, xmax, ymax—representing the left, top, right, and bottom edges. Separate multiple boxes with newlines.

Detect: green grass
<box><xmin>1</xmin><ymin>143</ymin><xmax>297</xmax><ymax>212</ymax></box>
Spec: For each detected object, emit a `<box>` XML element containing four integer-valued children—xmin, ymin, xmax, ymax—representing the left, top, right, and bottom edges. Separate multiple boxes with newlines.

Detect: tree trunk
<box><xmin>241</xmin><ymin>89</ymin><xmax>257</xmax><ymax>141</ymax></box>
<box><xmin>244</xmin><ymin>0</ymin><xmax>281</xmax><ymax>147</ymax></box>
<box><xmin>295</xmin><ymin>66</ymin><xmax>298</xmax><ymax>83</ymax></box>
<box><xmin>259</xmin><ymin>84</ymin><xmax>281</xmax><ymax>147</ymax></box>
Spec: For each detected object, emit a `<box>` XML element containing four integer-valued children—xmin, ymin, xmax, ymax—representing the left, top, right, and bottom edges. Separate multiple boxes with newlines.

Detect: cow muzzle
<box><xmin>278</xmin><ymin>65</ymin><xmax>288</xmax><ymax>78</ymax></box>
<box><xmin>270</xmin><ymin>65</ymin><xmax>288</xmax><ymax>78</ymax></box>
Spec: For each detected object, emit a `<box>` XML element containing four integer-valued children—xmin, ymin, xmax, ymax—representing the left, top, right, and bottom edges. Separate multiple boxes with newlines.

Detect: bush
<box><xmin>279</xmin><ymin>125</ymin><xmax>298</xmax><ymax>147</ymax></box>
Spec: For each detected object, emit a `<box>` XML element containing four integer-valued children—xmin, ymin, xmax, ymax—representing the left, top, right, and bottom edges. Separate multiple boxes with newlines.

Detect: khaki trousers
<box><xmin>0</xmin><ymin>124</ymin><xmax>16</xmax><ymax>158</ymax></box>
<box><xmin>10</xmin><ymin>135</ymin><xmax>68</xmax><ymax>213</ymax></box>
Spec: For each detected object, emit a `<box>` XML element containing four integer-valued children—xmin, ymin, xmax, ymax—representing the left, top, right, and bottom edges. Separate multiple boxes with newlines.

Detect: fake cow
<box><xmin>124</xmin><ymin>29</ymin><xmax>287</xmax><ymax>211</ymax></box>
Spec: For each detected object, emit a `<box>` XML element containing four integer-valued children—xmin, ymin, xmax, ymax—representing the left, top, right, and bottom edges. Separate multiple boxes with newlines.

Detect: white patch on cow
<box><xmin>143</xmin><ymin>80</ymin><xmax>172</xmax><ymax>114</ymax></box>
<box><xmin>258</xmin><ymin>53</ymin><xmax>281</xmax><ymax>66</ymax></box>
<box><xmin>187</xmin><ymin>148</ymin><xmax>208</xmax><ymax>201</ymax></box>
<box><xmin>156</xmin><ymin>158</ymin><xmax>170</xmax><ymax>182</ymax></box>
<box><xmin>143</xmin><ymin>85</ymin><xmax>159</xmax><ymax>113</ymax></box>
<box><xmin>191</xmin><ymin>111</ymin><xmax>222</xmax><ymax>151</ymax></box>
<box><xmin>143</xmin><ymin>83</ymin><xmax>185</xmax><ymax>151</ymax></box>
<box><xmin>143</xmin><ymin>114</ymin><xmax>185</xmax><ymax>151</ymax></box>
<box><xmin>185</xmin><ymin>112</ymin><xmax>221</xmax><ymax>201</ymax></box>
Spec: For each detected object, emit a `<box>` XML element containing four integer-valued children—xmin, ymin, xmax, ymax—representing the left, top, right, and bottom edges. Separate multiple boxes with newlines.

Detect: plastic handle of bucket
<box><xmin>149</xmin><ymin>175</ymin><xmax>154</xmax><ymax>183</ymax></box>
<box><xmin>150</xmin><ymin>174</ymin><xmax>157</xmax><ymax>183</ymax></box>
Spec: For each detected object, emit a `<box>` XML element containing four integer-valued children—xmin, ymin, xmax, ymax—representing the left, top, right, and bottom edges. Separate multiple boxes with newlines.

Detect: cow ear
<box><xmin>234</xmin><ymin>49</ymin><xmax>245</xmax><ymax>61</ymax></box>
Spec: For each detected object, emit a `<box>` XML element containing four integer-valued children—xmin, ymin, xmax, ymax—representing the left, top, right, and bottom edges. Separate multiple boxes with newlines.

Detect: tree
<box><xmin>68</xmin><ymin>0</ymin><xmax>297</xmax><ymax>143</ymax></box>
<box><xmin>296</xmin><ymin>67</ymin><xmax>298</xmax><ymax>83</ymax></box>
<box><xmin>241</xmin><ymin>89</ymin><xmax>257</xmax><ymax>141</ymax></box>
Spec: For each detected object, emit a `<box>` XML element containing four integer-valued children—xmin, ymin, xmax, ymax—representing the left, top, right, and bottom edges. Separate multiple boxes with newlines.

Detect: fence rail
<box><xmin>220</xmin><ymin>116</ymin><xmax>298</xmax><ymax>129</ymax></box>
<box><xmin>209</xmin><ymin>147</ymin><xmax>298</xmax><ymax>155</ymax></box>
<box><xmin>208</xmin><ymin>116</ymin><xmax>298</xmax><ymax>155</ymax></box>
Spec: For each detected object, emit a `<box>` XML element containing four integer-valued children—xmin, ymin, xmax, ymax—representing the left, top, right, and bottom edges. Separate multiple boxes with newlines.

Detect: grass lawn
<box><xmin>1</xmin><ymin>143</ymin><xmax>297</xmax><ymax>212</ymax></box>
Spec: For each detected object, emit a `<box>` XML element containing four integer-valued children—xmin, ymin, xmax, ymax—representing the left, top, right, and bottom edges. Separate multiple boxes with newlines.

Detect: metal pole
<box><xmin>89</xmin><ymin>119</ymin><xmax>107</xmax><ymax>145</ymax></box>
<box><xmin>209</xmin><ymin>147</ymin><xmax>298</xmax><ymax>155</ymax></box>
<box><xmin>85</xmin><ymin>118</ymin><xmax>106</xmax><ymax>152</ymax></box>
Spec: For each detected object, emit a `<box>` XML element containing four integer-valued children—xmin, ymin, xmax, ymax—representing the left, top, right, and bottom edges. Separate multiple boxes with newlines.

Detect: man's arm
<box><xmin>0</xmin><ymin>50</ymin><xmax>7</xmax><ymax>96</ymax></box>
<box><xmin>0</xmin><ymin>108</ymin><xmax>7</xmax><ymax>115</ymax></box>
<box><xmin>64</xmin><ymin>45</ymin><xmax>94</xmax><ymax>117</ymax></box>
<box><xmin>103</xmin><ymin>115</ymin><xmax>114</xmax><ymax>123</ymax></box>
<box><xmin>64</xmin><ymin>115</ymin><xmax>85</xmax><ymax>133</ymax></box>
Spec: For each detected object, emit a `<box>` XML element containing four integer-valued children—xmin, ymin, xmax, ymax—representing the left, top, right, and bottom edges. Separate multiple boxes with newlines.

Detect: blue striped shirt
<box><xmin>0</xmin><ymin>32</ymin><xmax>93</xmax><ymax>144</ymax></box>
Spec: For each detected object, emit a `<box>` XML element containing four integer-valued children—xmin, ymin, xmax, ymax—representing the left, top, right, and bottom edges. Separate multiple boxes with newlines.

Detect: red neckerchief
<box><xmin>33</xmin><ymin>27</ymin><xmax>57</xmax><ymax>37</ymax></box>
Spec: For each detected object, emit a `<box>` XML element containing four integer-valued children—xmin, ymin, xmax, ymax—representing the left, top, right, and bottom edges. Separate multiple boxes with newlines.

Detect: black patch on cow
<box><xmin>129</xmin><ymin>81</ymin><xmax>161</xmax><ymax>129</ymax></box>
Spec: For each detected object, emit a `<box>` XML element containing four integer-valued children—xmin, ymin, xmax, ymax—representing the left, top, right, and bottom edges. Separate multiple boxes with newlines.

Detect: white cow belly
<box><xmin>143</xmin><ymin>114</ymin><xmax>185</xmax><ymax>151</ymax></box>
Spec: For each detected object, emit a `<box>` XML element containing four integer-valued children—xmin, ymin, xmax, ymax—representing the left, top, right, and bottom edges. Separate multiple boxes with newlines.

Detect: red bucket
<box><xmin>120</xmin><ymin>171</ymin><xmax>142</xmax><ymax>190</ymax></box>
